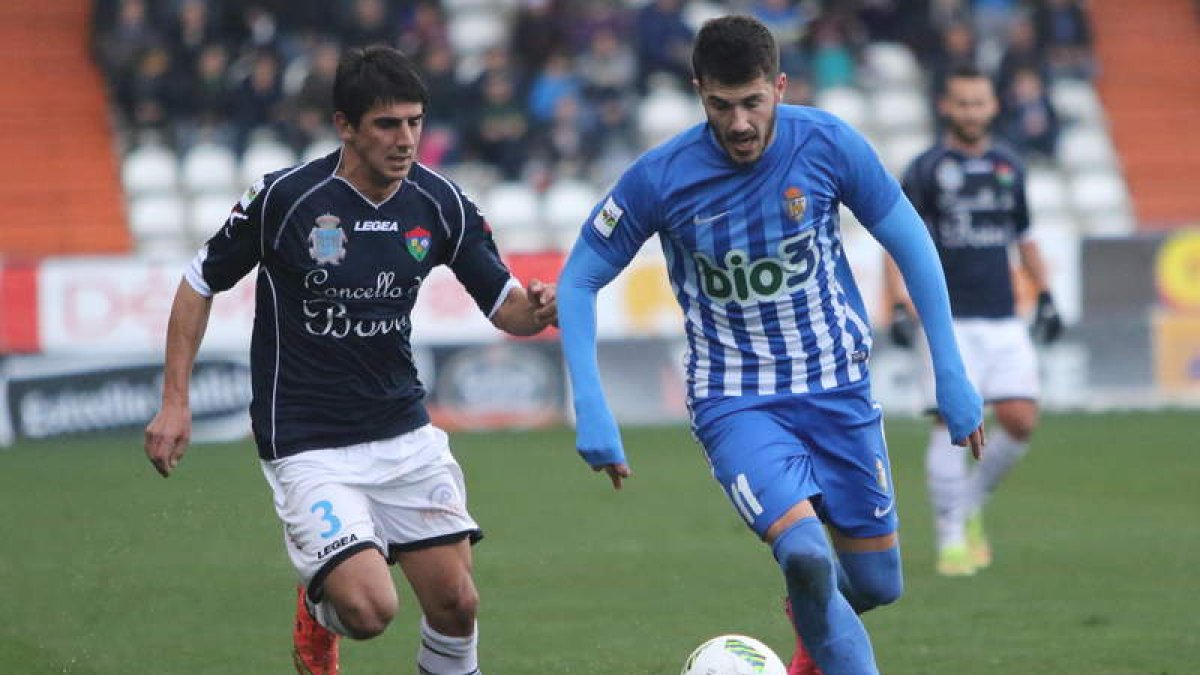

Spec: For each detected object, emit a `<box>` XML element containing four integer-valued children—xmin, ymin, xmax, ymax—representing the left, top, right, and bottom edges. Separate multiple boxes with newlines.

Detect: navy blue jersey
<box><xmin>901</xmin><ymin>143</ymin><xmax>1030</xmax><ymax>319</ymax></box>
<box><xmin>185</xmin><ymin>151</ymin><xmax>515</xmax><ymax>459</ymax></box>
<box><xmin>581</xmin><ymin>105</ymin><xmax>902</xmax><ymax>400</ymax></box>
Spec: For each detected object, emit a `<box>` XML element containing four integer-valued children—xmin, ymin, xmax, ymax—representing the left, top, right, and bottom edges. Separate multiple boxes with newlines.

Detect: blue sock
<box><xmin>836</xmin><ymin>547</ymin><xmax>904</xmax><ymax>614</ymax></box>
<box><xmin>772</xmin><ymin>518</ymin><xmax>878</xmax><ymax>675</ymax></box>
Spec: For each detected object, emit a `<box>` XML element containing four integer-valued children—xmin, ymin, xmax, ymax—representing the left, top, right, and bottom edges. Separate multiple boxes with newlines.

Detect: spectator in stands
<box><xmin>634</xmin><ymin>0</ymin><xmax>694</xmax><ymax>92</ymax></box>
<box><xmin>807</xmin><ymin>15</ymin><xmax>858</xmax><ymax>91</ymax></box>
<box><xmin>95</xmin><ymin>0</ymin><xmax>161</xmax><ymax>90</ymax></box>
<box><xmin>465</xmin><ymin>70</ymin><xmax>530</xmax><ymax>180</ymax></box>
<box><xmin>529</xmin><ymin>93</ymin><xmax>597</xmax><ymax>183</ymax></box>
<box><xmin>576</xmin><ymin>26</ymin><xmax>638</xmax><ymax>103</ymax></box>
<box><xmin>418</xmin><ymin>43</ymin><xmax>463</xmax><ymax>167</ymax></box>
<box><xmin>123</xmin><ymin>45</ymin><xmax>186</xmax><ymax>138</ymax></box>
<box><xmin>996</xmin><ymin>14</ymin><xmax>1047</xmax><ymax>99</ymax></box>
<box><xmin>1000</xmin><ymin>66</ymin><xmax>1060</xmax><ymax>160</ymax></box>
<box><xmin>928</xmin><ymin>21</ymin><xmax>978</xmax><ymax>102</ymax></box>
<box><xmin>342</xmin><ymin>0</ymin><xmax>398</xmax><ymax>48</ymax></box>
<box><xmin>398</xmin><ymin>1</ymin><xmax>449</xmax><ymax>61</ymax></box>
<box><xmin>467</xmin><ymin>46</ymin><xmax>527</xmax><ymax>114</ymax></box>
<box><xmin>176</xmin><ymin>43</ymin><xmax>235</xmax><ymax>150</ymax></box>
<box><xmin>290</xmin><ymin>40</ymin><xmax>341</xmax><ymax>154</ymax></box>
<box><xmin>510</xmin><ymin>0</ymin><xmax>568</xmax><ymax>74</ymax></box>
<box><xmin>528</xmin><ymin>51</ymin><xmax>584</xmax><ymax>124</ymax></box>
<box><xmin>166</xmin><ymin>0</ymin><xmax>221</xmax><ymax>77</ymax></box>
<box><xmin>1033</xmin><ymin>0</ymin><xmax>1094</xmax><ymax>80</ymax></box>
<box><xmin>230</xmin><ymin>47</ymin><xmax>287</xmax><ymax>155</ymax></box>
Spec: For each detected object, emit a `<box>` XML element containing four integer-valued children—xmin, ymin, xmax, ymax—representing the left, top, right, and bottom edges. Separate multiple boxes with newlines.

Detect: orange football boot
<box><xmin>293</xmin><ymin>586</ymin><xmax>340</xmax><ymax>675</ymax></box>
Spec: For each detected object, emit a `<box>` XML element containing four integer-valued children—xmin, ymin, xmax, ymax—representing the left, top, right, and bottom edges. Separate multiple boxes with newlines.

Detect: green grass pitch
<box><xmin>1</xmin><ymin>410</ymin><xmax>1196</xmax><ymax>674</ymax></box>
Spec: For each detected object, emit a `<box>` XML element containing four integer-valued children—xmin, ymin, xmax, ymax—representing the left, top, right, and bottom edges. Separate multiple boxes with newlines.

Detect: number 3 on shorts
<box><xmin>728</xmin><ymin>473</ymin><xmax>764</xmax><ymax>525</ymax></box>
<box><xmin>310</xmin><ymin>499</ymin><xmax>342</xmax><ymax>539</ymax></box>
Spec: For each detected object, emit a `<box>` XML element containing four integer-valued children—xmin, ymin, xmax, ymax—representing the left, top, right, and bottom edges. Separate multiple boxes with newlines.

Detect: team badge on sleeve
<box><xmin>592</xmin><ymin>196</ymin><xmax>623</xmax><ymax>238</ymax></box>
<box><xmin>308</xmin><ymin>213</ymin><xmax>347</xmax><ymax>265</ymax></box>
<box><xmin>405</xmin><ymin>227</ymin><xmax>432</xmax><ymax>261</ymax></box>
<box><xmin>238</xmin><ymin>179</ymin><xmax>264</xmax><ymax>210</ymax></box>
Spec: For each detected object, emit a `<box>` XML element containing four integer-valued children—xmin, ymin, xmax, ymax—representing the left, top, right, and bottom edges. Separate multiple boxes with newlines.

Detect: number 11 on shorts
<box><xmin>729</xmin><ymin>474</ymin><xmax>764</xmax><ymax>525</ymax></box>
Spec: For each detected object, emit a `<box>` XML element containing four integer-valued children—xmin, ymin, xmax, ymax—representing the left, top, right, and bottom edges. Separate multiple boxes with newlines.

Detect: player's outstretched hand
<box><xmin>527</xmin><ymin>278</ymin><xmax>558</xmax><ymax>329</ymax></box>
<box><xmin>144</xmin><ymin>403</ymin><xmax>192</xmax><ymax>478</ymax></box>
<box><xmin>935</xmin><ymin>373</ymin><xmax>986</xmax><ymax>460</ymax></box>
<box><xmin>596</xmin><ymin>463</ymin><xmax>633</xmax><ymax>490</ymax></box>
<box><xmin>1030</xmin><ymin>291</ymin><xmax>1062</xmax><ymax>344</ymax></box>
<box><xmin>889</xmin><ymin>303</ymin><xmax>915</xmax><ymax>348</ymax></box>
<box><xmin>575</xmin><ymin>405</ymin><xmax>630</xmax><ymax>490</ymax></box>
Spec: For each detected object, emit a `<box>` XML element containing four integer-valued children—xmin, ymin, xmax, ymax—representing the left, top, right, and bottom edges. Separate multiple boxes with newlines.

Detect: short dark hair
<box><xmin>692</xmin><ymin>15</ymin><xmax>779</xmax><ymax>85</ymax></box>
<box><xmin>333</xmin><ymin>45</ymin><xmax>428</xmax><ymax>127</ymax></box>
<box><xmin>946</xmin><ymin>62</ymin><xmax>988</xmax><ymax>82</ymax></box>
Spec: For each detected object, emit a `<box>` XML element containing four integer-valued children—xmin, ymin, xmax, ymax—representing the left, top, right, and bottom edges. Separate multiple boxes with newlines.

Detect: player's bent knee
<box><xmin>772</xmin><ymin>518</ymin><xmax>835</xmax><ymax>596</ymax></box>
<box><xmin>337</xmin><ymin>592</ymin><xmax>398</xmax><ymax>640</ymax></box>
<box><xmin>839</xmin><ymin>547</ymin><xmax>903</xmax><ymax>613</ymax></box>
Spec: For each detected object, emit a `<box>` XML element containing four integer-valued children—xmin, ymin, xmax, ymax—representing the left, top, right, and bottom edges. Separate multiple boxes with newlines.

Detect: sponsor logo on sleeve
<box><xmin>592</xmin><ymin>196</ymin><xmax>623</xmax><ymax>238</ymax></box>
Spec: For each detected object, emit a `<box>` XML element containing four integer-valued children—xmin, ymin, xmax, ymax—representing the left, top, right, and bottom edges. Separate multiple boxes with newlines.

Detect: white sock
<box><xmin>308</xmin><ymin>593</ymin><xmax>352</xmax><ymax>637</ymax></box>
<box><xmin>926</xmin><ymin>426</ymin><xmax>969</xmax><ymax>550</ymax></box>
<box><xmin>967</xmin><ymin>428</ymin><xmax>1029</xmax><ymax>514</ymax></box>
<box><xmin>418</xmin><ymin>616</ymin><xmax>479</xmax><ymax>675</ymax></box>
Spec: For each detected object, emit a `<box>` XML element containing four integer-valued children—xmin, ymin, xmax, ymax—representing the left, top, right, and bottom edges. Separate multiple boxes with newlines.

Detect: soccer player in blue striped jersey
<box><xmin>558</xmin><ymin>16</ymin><xmax>985</xmax><ymax>675</ymax></box>
<box><xmin>144</xmin><ymin>46</ymin><xmax>556</xmax><ymax>675</ymax></box>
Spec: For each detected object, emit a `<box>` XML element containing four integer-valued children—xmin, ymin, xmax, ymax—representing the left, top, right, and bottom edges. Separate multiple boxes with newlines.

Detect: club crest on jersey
<box><xmin>405</xmin><ymin>226</ymin><xmax>432</xmax><ymax>261</ymax></box>
<box><xmin>308</xmin><ymin>213</ymin><xmax>347</xmax><ymax>265</ymax></box>
<box><xmin>996</xmin><ymin>162</ymin><xmax>1014</xmax><ymax>187</ymax></box>
<box><xmin>875</xmin><ymin>458</ymin><xmax>890</xmax><ymax>491</ymax></box>
<box><xmin>936</xmin><ymin>159</ymin><xmax>964</xmax><ymax>192</ymax></box>
<box><xmin>784</xmin><ymin>186</ymin><xmax>807</xmax><ymax>221</ymax></box>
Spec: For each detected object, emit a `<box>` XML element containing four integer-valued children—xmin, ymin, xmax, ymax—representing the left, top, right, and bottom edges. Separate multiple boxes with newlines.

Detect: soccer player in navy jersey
<box><xmin>885</xmin><ymin>63</ymin><xmax>1061</xmax><ymax>577</ymax></box>
<box><xmin>557</xmin><ymin>15</ymin><xmax>984</xmax><ymax>675</ymax></box>
<box><xmin>144</xmin><ymin>45</ymin><xmax>556</xmax><ymax>675</ymax></box>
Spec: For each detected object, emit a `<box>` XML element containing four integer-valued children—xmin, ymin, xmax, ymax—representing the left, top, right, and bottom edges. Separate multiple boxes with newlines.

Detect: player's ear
<box><xmin>332</xmin><ymin>111</ymin><xmax>354</xmax><ymax>141</ymax></box>
<box><xmin>774</xmin><ymin>72</ymin><xmax>788</xmax><ymax>100</ymax></box>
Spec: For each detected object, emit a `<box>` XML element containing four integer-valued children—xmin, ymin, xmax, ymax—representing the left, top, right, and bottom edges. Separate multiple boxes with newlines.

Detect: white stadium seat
<box><xmin>121</xmin><ymin>144</ymin><xmax>178</xmax><ymax>195</ymax></box>
<box><xmin>129</xmin><ymin>193</ymin><xmax>188</xmax><ymax>243</ymax></box>
<box><xmin>241</xmin><ymin>139</ymin><xmax>297</xmax><ymax>186</ymax></box>
<box><xmin>1058</xmin><ymin>126</ymin><xmax>1117</xmax><ymax>173</ymax></box>
<box><xmin>870</xmin><ymin>88</ymin><xmax>930</xmax><ymax>134</ymax></box>
<box><xmin>481</xmin><ymin>182</ymin><xmax>546</xmax><ymax>253</ymax></box>
<box><xmin>180</xmin><ymin>142</ymin><xmax>238</xmax><ymax>195</ymax></box>
<box><xmin>1051</xmin><ymin>79</ymin><xmax>1105</xmax><ymax>125</ymax></box>
<box><xmin>880</xmin><ymin>130</ymin><xmax>932</xmax><ymax>176</ymax></box>
<box><xmin>189</xmin><ymin>193</ymin><xmax>239</xmax><ymax>241</ymax></box>
<box><xmin>541</xmin><ymin>179</ymin><xmax>597</xmax><ymax>250</ymax></box>
<box><xmin>637</xmin><ymin>86</ymin><xmax>701</xmax><ymax>148</ymax></box>
<box><xmin>1026</xmin><ymin>166</ymin><xmax>1070</xmax><ymax>215</ymax></box>
<box><xmin>302</xmin><ymin>136</ymin><xmax>341</xmax><ymax>163</ymax></box>
<box><xmin>816</xmin><ymin>87</ymin><xmax>868</xmax><ymax>130</ymax></box>
<box><xmin>448</xmin><ymin>12</ymin><xmax>505</xmax><ymax>56</ymax></box>
<box><xmin>1069</xmin><ymin>169</ymin><xmax>1131</xmax><ymax>216</ymax></box>
<box><xmin>863</xmin><ymin>42</ymin><xmax>921</xmax><ymax>86</ymax></box>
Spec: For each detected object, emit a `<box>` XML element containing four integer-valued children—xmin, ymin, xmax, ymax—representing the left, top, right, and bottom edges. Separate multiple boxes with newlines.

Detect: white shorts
<box><xmin>919</xmin><ymin>317</ymin><xmax>1039</xmax><ymax>410</ymax></box>
<box><xmin>260</xmin><ymin>424</ymin><xmax>480</xmax><ymax>594</ymax></box>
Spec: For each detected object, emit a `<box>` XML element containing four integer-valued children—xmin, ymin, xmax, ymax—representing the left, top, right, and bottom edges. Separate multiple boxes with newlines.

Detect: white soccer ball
<box><xmin>681</xmin><ymin>634</ymin><xmax>788</xmax><ymax>675</ymax></box>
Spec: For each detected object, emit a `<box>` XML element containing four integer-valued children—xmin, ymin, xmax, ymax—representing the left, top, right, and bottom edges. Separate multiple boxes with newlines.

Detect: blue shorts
<box><xmin>690</xmin><ymin>380</ymin><xmax>897</xmax><ymax>540</ymax></box>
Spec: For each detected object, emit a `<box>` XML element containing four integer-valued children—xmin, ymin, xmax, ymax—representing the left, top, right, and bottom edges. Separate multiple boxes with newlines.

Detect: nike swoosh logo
<box><xmin>873</xmin><ymin>501</ymin><xmax>895</xmax><ymax>518</ymax></box>
<box><xmin>693</xmin><ymin>210</ymin><xmax>730</xmax><ymax>225</ymax></box>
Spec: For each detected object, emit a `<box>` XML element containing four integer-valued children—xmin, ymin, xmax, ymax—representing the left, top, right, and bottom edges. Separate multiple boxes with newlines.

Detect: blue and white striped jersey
<box><xmin>580</xmin><ymin>105</ymin><xmax>902</xmax><ymax>401</ymax></box>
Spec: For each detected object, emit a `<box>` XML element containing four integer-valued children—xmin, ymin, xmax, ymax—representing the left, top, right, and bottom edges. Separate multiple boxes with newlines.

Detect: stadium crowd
<box><xmin>92</xmin><ymin>0</ymin><xmax>1094</xmax><ymax>200</ymax></box>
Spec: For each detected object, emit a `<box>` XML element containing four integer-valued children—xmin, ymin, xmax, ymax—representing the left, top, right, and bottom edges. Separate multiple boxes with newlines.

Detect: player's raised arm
<box><xmin>869</xmin><ymin>197</ymin><xmax>985</xmax><ymax>457</ymax></box>
<box><xmin>144</xmin><ymin>280</ymin><xmax>213</xmax><ymax>477</ymax></box>
<box><xmin>558</xmin><ymin>240</ymin><xmax>631</xmax><ymax>490</ymax></box>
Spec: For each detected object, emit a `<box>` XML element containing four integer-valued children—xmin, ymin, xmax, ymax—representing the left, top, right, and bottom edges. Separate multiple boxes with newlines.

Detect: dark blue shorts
<box><xmin>690</xmin><ymin>380</ymin><xmax>898</xmax><ymax>540</ymax></box>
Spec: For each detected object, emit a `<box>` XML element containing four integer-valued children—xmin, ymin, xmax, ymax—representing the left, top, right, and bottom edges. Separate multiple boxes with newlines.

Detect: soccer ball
<box><xmin>681</xmin><ymin>634</ymin><xmax>787</xmax><ymax>675</ymax></box>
